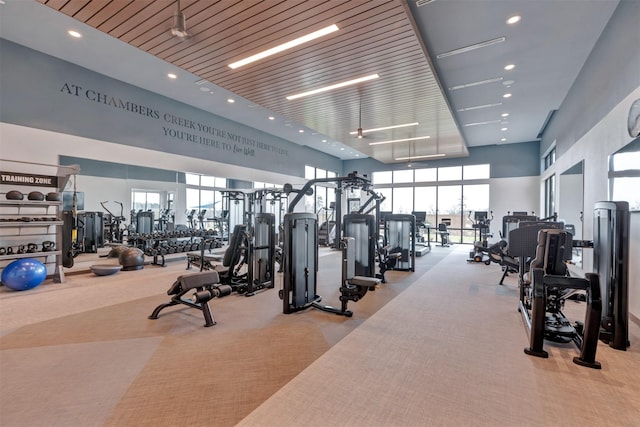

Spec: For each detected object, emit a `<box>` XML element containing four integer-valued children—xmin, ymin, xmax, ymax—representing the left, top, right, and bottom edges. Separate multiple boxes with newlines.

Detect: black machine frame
<box><xmin>280</xmin><ymin>172</ymin><xmax>378</xmax><ymax>316</ymax></box>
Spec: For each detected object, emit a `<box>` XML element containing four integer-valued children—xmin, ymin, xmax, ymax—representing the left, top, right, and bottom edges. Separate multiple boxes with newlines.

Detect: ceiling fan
<box><xmin>170</xmin><ymin>0</ymin><xmax>190</xmax><ymax>40</ymax></box>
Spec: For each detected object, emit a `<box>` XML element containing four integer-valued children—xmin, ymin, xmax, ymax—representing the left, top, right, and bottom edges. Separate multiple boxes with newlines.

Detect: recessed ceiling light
<box><xmin>349</xmin><ymin>122</ymin><xmax>419</xmax><ymax>135</ymax></box>
<box><xmin>507</xmin><ymin>15</ymin><xmax>521</xmax><ymax>25</ymax></box>
<box><xmin>395</xmin><ymin>154</ymin><xmax>446</xmax><ymax>161</ymax></box>
<box><xmin>463</xmin><ymin>120</ymin><xmax>501</xmax><ymax>127</ymax></box>
<box><xmin>340</xmin><ymin>147</ymin><xmax>345</xmax><ymax>150</ymax></box>
<box><xmin>355</xmin><ymin>154</ymin><xmax>360</xmax><ymax>157</ymax></box>
<box><xmin>503</xmin><ymin>93</ymin><xmax>512</xmax><ymax>98</ymax></box>
<box><xmin>501</xmin><ymin>113</ymin><xmax>509</xmax><ymax>117</ymax></box>
<box><xmin>503</xmin><ymin>80</ymin><xmax>515</xmax><ymax>86</ymax></box>
<box><xmin>286</xmin><ymin>74</ymin><xmax>379</xmax><ymax>100</ymax></box>
<box><xmin>227</xmin><ymin>98</ymin><xmax>235</xmax><ymax>103</ymax></box>
<box><xmin>299</xmin><ymin>129</ymin><xmax>304</xmax><ymax>133</ymax></box>
<box><xmin>268</xmin><ymin>116</ymin><xmax>275</xmax><ymax>120</ymax></box>
<box><xmin>229</xmin><ymin>24</ymin><xmax>339</xmax><ymax>69</ymax></box>
<box><xmin>436</xmin><ymin>37</ymin><xmax>505</xmax><ymax>59</ymax></box>
<box><xmin>501</xmin><ymin>127</ymin><xmax>508</xmax><ymax>131</ymax></box>
<box><xmin>504</xmin><ymin>64</ymin><xmax>515</xmax><ymax>71</ymax></box>
<box><xmin>457</xmin><ymin>103</ymin><xmax>502</xmax><ymax>112</ymax></box>
<box><xmin>448</xmin><ymin>77</ymin><xmax>503</xmax><ymax>91</ymax></box>
<box><xmin>68</xmin><ymin>30</ymin><xmax>82</xmax><ymax>38</ymax></box>
<box><xmin>167</xmin><ymin>73</ymin><xmax>177</xmax><ymax>79</ymax></box>
<box><xmin>501</xmin><ymin>138</ymin><xmax>507</xmax><ymax>141</ymax></box>
<box><xmin>199</xmin><ymin>87</ymin><xmax>210</xmax><ymax>92</ymax></box>
<box><xmin>368</xmin><ymin>135</ymin><xmax>430</xmax><ymax>146</ymax></box>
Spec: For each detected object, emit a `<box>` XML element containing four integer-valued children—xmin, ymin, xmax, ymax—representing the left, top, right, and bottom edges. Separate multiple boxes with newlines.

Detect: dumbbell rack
<box><xmin>0</xmin><ymin>199</ymin><xmax>64</xmax><ymax>283</ymax></box>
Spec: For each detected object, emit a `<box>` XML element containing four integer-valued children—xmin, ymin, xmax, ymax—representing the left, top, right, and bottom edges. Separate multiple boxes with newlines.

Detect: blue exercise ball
<box><xmin>1</xmin><ymin>258</ymin><xmax>47</xmax><ymax>291</ymax></box>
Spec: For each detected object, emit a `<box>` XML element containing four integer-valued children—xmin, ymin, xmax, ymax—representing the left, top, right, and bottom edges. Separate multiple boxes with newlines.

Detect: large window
<box><xmin>462</xmin><ymin>184</ymin><xmax>490</xmax><ymax>243</ymax></box>
<box><xmin>185</xmin><ymin>173</ymin><xmax>227</xmax><ymax>220</ymax></box>
<box><xmin>372</xmin><ymin>164</ymin><xmax>490</xmax><ymax>243</ymax></box>
<box><xmin>609</xmin><ymin>141</ymin><xmax>640</xmax><ymax>211</ymax></box>
<box><xmin>414</xmin><ymin>168</ymin><xmax>437</xmax><ymax>182</ymax></box>
<box><xmin>392</xmin><ymin>187</ymin><xmax>413</xmax><ymax>214</ymax></box>
<box><xmin>132</xmin><ymin>190</ymin><xmax>160</xmax><ymax>217</ymax></box>
<box><xmin>544</xmin><ymin>174</ymin><xmax>556</xmax><ymax>218</ymax></box>
<box><xmin>438</xmin><ymin>166</ymin><xmax>462</xmax><ymax>181</ymax></box>
<box><xmin>304</xmin><ymin>165</ymin><xmax>338</xmax><ymax>214</ymax></box>
<box><xmin>544</xmin><ymin>147</ymin><xmax>556</xmax><ymax>170</ymax></box>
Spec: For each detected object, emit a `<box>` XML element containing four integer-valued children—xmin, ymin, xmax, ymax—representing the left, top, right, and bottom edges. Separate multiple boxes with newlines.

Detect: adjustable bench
<box><xmin>148</xmin><ymin>271</ymin><xmax>232</xmax><ymax>327</ymax></box>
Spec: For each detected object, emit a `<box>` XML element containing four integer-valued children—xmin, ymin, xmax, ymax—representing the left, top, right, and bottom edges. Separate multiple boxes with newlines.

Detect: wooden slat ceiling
<box><xmin>39</xmin><ymin>0</ymin><xmax>468</xmax><ymax>163</ymax></box>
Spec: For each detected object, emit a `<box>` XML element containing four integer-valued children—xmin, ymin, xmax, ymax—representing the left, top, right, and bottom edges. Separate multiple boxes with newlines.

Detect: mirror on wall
<box><xmin>558</xmin><ymin>161</ymin><xmax>584</xmax><ymax>268</ymax></box>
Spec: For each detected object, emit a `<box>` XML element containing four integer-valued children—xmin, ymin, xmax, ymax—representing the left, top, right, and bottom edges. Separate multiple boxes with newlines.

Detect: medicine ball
<box><xmin>28</xmin><ymin>191</ymin><xmax>45</xmax><ymax>201</ymax></box>
<box><xmin>107</xmin><ymin>245</ymin><xmax>129</xmax><ymax>259</ymax></box>
<box><xmin>46</xmin><ymin>192</ymin><xmax>62</xmax><ymax>201</ymax></box>
<box><xmin>5</xmin><ymin>190</ymin><xmax>23</xmax><ymax>200</ymax></box>
<box><xmin>118</xmin><ymin>247</ymin><xmax>145</xmax><ymax>271</ymax></box>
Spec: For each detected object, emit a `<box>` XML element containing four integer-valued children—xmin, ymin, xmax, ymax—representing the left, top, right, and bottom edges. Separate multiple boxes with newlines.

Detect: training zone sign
<box><xmin>1</xmin><ymin>172</ymin><xmax>58</xmax><ymax>187</ymax></box>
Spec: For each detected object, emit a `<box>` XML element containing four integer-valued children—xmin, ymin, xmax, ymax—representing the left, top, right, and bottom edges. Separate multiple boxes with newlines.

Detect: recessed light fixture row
<box><xmin>368</xmin><ymin>135</ymin><xmax>430</xmax><ymax>146</ymax></box>
<box><xmin>228</xmin><ymin>24</ymin><xmax>339</xmax><ymax>69</ymax></box>
<box><xmin>457</xmin><ymin>103</ymin><xmax>502</xmax><ymax>112</ymax></box>
<box><xmin>349</xmin><ymin>122</ymin><xmax>419</xmax><ymax>135</ymax></box>
<box><xmin>395</xmin><ymin>153</ymin><xmax>446</xmax><ymax>161</ymax></box>
<box><xmin>436</xmin><ymin>37</ymin><xmax>506</xmax><ymax>59</ymax></box>
<box><xmin>448</xmin><ymin>77</ymin><xmax>503</xmax><ymax>91</ymax></box>
<box><xmin>463</xmin><ymin>120</ymin><xmax>501</xmax><ymax>127</ymax></box>
<box><xmin>286</xmin><ymin>74</ymin><xmax>379</xmax><ymax>100</ymax></box>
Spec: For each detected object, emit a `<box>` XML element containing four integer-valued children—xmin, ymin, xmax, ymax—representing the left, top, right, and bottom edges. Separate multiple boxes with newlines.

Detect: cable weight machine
<box><xmin>279</xmin><ymin>172</ymin><xmax>375</xmax><ymax>315</ymax></box>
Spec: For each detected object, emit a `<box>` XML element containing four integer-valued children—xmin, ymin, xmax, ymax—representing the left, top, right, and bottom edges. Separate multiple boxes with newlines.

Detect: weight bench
<box><xmin>319</xmin><ymin>237</ymin><xmax>381</xmax><ymax>317</ymax></box>
<box><xmin>148</xmin><ymin>271</ymin><xmax>232</xmax><ymax>327</ymax></box>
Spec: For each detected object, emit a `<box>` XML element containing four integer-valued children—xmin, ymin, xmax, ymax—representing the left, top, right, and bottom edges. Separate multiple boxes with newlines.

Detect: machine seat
<box><xmin>350</xmin><ymin>275</ymin><xmax>381</xmax><ymax>288</ymax></box>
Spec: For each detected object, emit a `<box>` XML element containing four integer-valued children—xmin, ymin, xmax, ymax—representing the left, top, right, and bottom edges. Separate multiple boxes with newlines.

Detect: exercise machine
<box><xmin>467</xmin><ymin>210</ymin><xmax>492</xmax><ymax>263</ymax></box>
<box><xmin>520</xmin><ymin>228</ymin><xmax>603</xmax><ymax>368</ymax></box>
<box><xmin>593</xmin><ymin>201</ymin><xmax>630</xmax><ymax>350</ymax></box>
<box><xmin>280</xmin><ymin>172</ymin><xmax>378</xmax><ymax>316</ymax></box>
<box><xmin>101</xmin><ymin>201</ymin><xmax>127</xmax><ymax>243</ymax></box>
<box><xmin>411</xmin><ymin>211</ymin><xmax>431</xmax><ymax>256</ymax></box>
<box><xmin>343</xmin><ymin>213</ymin><xmax>377</xmax><ymax>278</ymax></box>
<box><xmin>245</xmin><ymin>212</ymin><xmax>276</xmax><ymax>296</ymax></box>
<box><xmin>148</xmin><ymin>271</ymin><xmax>232</xmax><ymax>327</ymax></box>
<box><xmin>382</xmin><ymin>214</ymin><xmax>416</xmax><ymax>272</ymax></box>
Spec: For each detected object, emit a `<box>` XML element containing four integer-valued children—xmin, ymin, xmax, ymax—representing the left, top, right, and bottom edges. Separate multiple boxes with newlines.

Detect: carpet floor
<box><xmin>1</xmin><ymin>246</ymin><xmax>448</xmax><ymax>426</ymax></box>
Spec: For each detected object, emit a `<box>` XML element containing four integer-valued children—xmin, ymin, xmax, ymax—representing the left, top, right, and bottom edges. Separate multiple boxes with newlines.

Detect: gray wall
<box><xmin>540</xmin><ymin>0</ymin><xmax>640</xmax><ymax>157</ymax></box>
<box><xmin>344</xmin><ymin>141</ymin><xmax>540</xmax><ymax>179</ymax></box>
<box><xmin>0</xmin><ymin>39</ymin><xmax>342</xmax><ymax>178</ymax></box>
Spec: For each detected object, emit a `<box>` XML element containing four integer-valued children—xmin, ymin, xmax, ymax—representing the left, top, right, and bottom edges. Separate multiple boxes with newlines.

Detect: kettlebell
<box><xmin>42</xmin><ymin>241</ymin><xmax>55</xmax><ymax>252</ymax></box>
<box><xmin>0</xmin><ymin>247</ymin><xmax>5</xmax><ymax>255</ymax></box>
<box><xmin>16</xmin><ymin>245</ymin><xmax>26</xmax><ymax>254</ymax></box>
<box><xmin>6</xmin><ymin>246</ymin><xmax>14</xmax><ymax>255</ymax></box>
<box><xmin>27</xmin><ymin>243</ymin><xmax>38</xmax><ymax>253</ymax></box>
